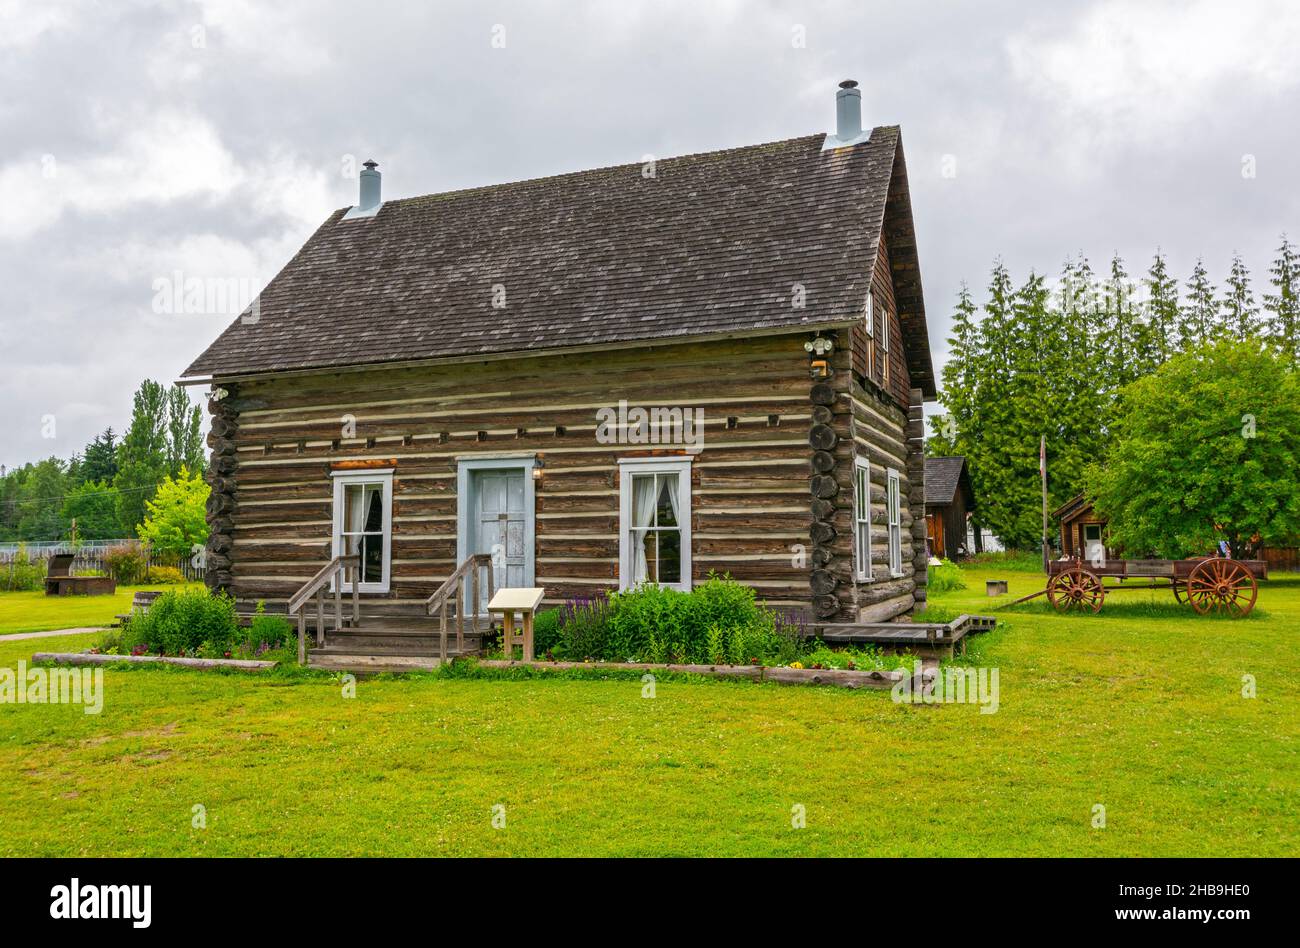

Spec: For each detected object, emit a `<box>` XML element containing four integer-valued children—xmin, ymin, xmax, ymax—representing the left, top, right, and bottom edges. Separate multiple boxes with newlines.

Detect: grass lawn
<box><xmin>0</xmin><ymin>584</ymin><xmax>202</xmax><ymax>636</ymax></box>
<box><xmin>0</xmin><ymin>567</ymin><xmax>1296</xmax><ymax>856</ymax></box>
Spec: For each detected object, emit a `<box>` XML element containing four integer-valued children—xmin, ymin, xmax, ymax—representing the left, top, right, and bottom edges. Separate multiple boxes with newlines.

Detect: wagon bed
<box><xmin>1035</xmin><ymin>556</ymin><xmax>1268</xmax><ymax>617</ymax></box>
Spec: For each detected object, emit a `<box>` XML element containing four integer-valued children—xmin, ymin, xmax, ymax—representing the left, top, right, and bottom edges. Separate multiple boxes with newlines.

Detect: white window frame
<box><xmin>618</xmin><ymin>457</ymin><xmax>692</xmax><ymax>592</ymax></box>
<box><xmin>886</xmin><ymin>467</ymin><xmax>903</xmax><ymax>577</ymax></box>
<box><xmin>853</xmin><ymin>456</ymin><xmax>872</xmax><ymax>581</ymax></box>
<box><xmin>863</xmin><ymin>291</ymin><xmax>875</xmax><ymax>377</ymax></box>
<box><xmin>880</xmin><ymin>301</ymin><xmax>891</xmax><ymax>387</ymax></box>
<box><xmin>331</xmin><ymin>469</ymin><xmax>394</xmax><ymax>594</ymax></box>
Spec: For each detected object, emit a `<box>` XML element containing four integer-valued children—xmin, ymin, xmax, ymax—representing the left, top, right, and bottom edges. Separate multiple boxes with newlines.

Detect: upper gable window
<box><xmin>863</xmin><ymin>291</ymin><xmax>875</xmax><ymax>377</ymax></box>
<box><xmin>881</xmin><ymin>303</ymin><xmax>892</xmax><ymax>388</ymax></box>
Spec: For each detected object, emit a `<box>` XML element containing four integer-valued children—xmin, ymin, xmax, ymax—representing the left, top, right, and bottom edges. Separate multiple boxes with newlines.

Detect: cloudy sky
<box><xmin>2</xmin><ymin>0</ymin><xmax>1297</xmax><ymax>471</ymax></box>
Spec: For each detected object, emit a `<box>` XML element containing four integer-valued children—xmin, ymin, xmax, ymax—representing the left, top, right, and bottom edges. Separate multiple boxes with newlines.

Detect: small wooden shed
<box><xmin>1053</xmin><ymin>493</ymin><xmax>1114</xmax><ymax>561</ymax></box>
<box><xmin>924</xmin><ymin>456</ymin><xmax>974</xmax><ymax>560</ymax></box>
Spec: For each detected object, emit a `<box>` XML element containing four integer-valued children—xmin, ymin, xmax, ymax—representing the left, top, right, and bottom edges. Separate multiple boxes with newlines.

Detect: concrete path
<box><xmin>0</xmin><ymin>626</ymin><xmax>103</xmax><ymax>642</ymax></box>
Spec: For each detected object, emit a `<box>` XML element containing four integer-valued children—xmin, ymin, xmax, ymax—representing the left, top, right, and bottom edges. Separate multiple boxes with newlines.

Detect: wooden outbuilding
<box><xmin>923</xmin><ymin>456</ymin><xmax>974</xmax><ymax>559</ymax></box>
<box><xmin>1053</xmin><ymin>493</ymin><xmax>1114</xmax><ymax>561</ymax></box>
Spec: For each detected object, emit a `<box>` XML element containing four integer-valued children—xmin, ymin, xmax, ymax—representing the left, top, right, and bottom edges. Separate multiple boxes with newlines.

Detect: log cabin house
<box><xmin>181</xmin><ymin>81</ymin><xmax>938</xmax><ymax>660</ymax></box>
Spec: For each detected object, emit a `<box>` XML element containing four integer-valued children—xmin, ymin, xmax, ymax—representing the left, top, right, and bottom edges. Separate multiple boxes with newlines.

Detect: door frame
<box><xmin>456</xmin><ymin>455</ymin><xmax>537</xmax><ymax>598</ymax></box>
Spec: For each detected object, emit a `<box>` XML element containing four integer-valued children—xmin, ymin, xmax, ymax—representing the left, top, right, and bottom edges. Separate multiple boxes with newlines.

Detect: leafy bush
<box><xmin>531</xmin><ymin>607</ymin><xmax>561</xmax><ymax>655</ymax></box>
<box><xmin>123</xmin><ymin>587</ymin><xmax>238</xmax><ymax>656</ymax></box>
<box><xmin>104</xmin><ymin>542</ymin><xmax>148</xmax><ymax>585</ymax></box>
<box><xmin>246</xmin><ymin>601</ymin><xmax>294</xmax><ymax>652</ymax></box>
<box><xmin>0</xmin><ymin>547</ymin><xmax>45</xmax><ymax>592</ymax></box>
<box><xmin>543</xmin><ymin>575</ymin><xmax>803</xmax><ymax>665</ymax></box>
<box><xmin>145</xmin><ymin>565</ymin><xmax>186</xmax><ymax>585</ymax></box>
<box><xmin>927</xmin><ymin>558</ymin><xmax>967</xmax><ymax>594</ymax></box>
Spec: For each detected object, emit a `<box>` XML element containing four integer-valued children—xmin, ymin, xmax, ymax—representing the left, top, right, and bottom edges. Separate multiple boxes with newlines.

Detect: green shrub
<box><xmin>123</xmin><ymin>587</ymin><xmax>238</xmax><ymax>656</ymax></box>
<box><xmin>0</xmin><ymin>547</ymin><xmax>45</xmax><ymax>592</ymax></box>
<box><xmin>545</xmin><ymin>574</ymin><xmax>804</xmax><ymax>665</ymax></box>
<box><xmin>532</xmin><ymin>607</ymin><xmax>562</xmax><ymax>655</ymax></box>
<box><xmin>927</xmin><ymin>558</ymin><xmax>967</xmax><ymax>594</ymax></box>
<box><xmin>246</xmin><ymin>600</ymin><xmax>294</xmax><ymax>652</ymax></box>
<box><xmin>104</xmin><ymin>543</ymin><xmax>148</xmax><ymax>585</ymax></box>
<box><xmin>145</xmin><ymin>565</ymin><xmax>186</xmax><ymax>585</ymax></box>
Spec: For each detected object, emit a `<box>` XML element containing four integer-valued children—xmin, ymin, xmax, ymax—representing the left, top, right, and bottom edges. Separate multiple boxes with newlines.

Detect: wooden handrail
<box><xmin>425</xmin><ymin>553</ymin><xmax>495</xmax><ymax>663</ymax></box>
<box><xmin>287</xmin><ymin>555</ymin><xmax>360</xmax><ymax>665</ymax></box>
<box><xmin>287</xmin><ymin>555</ymin><xmax>360</xmax><ymax>614</ymax></box>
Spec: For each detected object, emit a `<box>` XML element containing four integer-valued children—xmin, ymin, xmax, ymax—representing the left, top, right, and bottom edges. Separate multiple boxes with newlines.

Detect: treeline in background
<box><xmin>0</xmin><ymin>380</ymin><xmax>206</xmax><ymax>544</ymax></box>
<box><xmin>929</xmin><ymin>236</ymin><xmax>1299</xmax><ymax>551</ymax></box>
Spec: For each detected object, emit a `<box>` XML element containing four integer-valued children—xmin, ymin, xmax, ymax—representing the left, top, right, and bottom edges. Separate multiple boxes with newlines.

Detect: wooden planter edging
<box><xmin>476</xmin><ymin>659</ymin><xmax>935</xmax><ymax>691</ymax></box>
<box><xmin>31</xmin><ymin>652</ymin><xmax>277</xmax><ymax>672</ymax></box>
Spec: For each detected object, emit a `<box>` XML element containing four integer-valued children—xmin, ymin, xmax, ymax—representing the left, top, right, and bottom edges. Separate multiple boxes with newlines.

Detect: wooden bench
<box><xmin>44</xmin><ymin>553</ymin><xmax>116</xmax><ymax>597</ymax></box>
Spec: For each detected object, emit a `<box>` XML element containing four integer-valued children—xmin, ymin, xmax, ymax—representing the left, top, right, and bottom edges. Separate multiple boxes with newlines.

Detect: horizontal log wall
<box><xmin>213</xmin><ymin>334</ymin><xmax>821</xmax><ymax>610</ymax></box>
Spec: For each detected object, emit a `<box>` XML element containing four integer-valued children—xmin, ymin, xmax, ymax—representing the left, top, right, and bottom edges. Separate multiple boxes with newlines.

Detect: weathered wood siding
<box><xmin>208</xmin><ymin>335</ymin><xmax>820</xmax><ymax>610</ymax></box>
<box><xmin>826</xmin><ymin>231</ymin><xmax>926</xmax><ymax>622</ymax></box>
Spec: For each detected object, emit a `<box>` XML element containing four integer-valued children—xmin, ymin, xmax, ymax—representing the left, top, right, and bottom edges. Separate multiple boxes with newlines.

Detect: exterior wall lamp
<box><xmin>805</xmin><ymin>334</ymin><xmax>834</xmax><ymax>379</ymax></box>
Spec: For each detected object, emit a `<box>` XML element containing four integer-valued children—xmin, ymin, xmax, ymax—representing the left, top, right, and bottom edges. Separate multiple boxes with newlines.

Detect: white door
<box><xmin>475</xmin><ymin>470</ymin><xmax>526</xmax><ymax>606</ymax></box>
<box><xmin>1083</xmin><ymin>524</ymin><xmax>1104</xmax><ymax>563</ymax></box>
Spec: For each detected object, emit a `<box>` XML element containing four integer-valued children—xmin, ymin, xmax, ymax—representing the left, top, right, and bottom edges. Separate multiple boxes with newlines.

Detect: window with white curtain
<box><xmin>618</xmin><ymin>458</ymin><xmax>691</xmax><ymax>591</ymax></box>
<box><xmin>887</xmin><ymin>468</ymin><xmax>902</xmax><ymax>577</ymax></box>
<box><xmin>854</xmin><ymin>457</ymin><xmax>872</xmax><ymax>581</ymax></box>
<box><xmin>331</xmin><ymin>470</ymin><xmax>393</xmax><ymax>593</ymax></box>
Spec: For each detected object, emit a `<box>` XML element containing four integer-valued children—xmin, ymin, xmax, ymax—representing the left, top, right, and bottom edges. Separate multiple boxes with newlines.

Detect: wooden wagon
<box><xmin>1042</xmin><ymin>556</ymin><xmax>1267</xmax><ymax>617</ymax></box>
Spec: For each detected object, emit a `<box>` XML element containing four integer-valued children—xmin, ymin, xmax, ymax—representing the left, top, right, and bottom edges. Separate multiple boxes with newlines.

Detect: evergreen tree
<box><xmin>1143</xmin><ymin>251</ymin><xmax>1179</xmax><ymax>363</ymax></box>
<box><xmin>1263</xmin><ymin>234</ymin><xmax>1299</xmax><ymax>360</ymax></box>
<box><xmin>1180</xmin><ymin>258</ymin><xmax>1218</xmax><ymax>348</ymax></box>
<box><xmin>80</xmin><ymin>428</ymin><xmax>119</xmax><ymax>485</ymax></box>
<box><xmin>1221</xmin><ymin>252</ymin><xmax>1262</xmax><ymax>339</ymax></box>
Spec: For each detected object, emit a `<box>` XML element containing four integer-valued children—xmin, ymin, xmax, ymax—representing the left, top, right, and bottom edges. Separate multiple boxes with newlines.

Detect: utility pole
<box><xmin>1040</xmin><ymin>435</ymin><xmax>1049</xmax><ymax>573</ymax></box>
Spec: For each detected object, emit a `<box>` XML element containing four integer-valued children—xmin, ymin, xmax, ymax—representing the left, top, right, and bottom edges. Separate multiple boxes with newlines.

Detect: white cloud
<box><xmin>1006</xmin><ymin>0</ymin><xmax>1300</xmax><ymax>132</ymax></box>
<box><xmin>0</xmin><ymin>112</ymin><xmax>242</xmax><ymax>239</ymax></box>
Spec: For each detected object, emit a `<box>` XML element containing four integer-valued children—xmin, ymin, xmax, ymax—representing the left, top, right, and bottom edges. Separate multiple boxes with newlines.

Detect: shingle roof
<box><xmin>184</xmin><ymin>127</ymin><xmax>934</xmax><ymax>390</ymax></box>
<box><xmin>924</xmin><ymin>456</ymin><xmax>970</xmax><ymax>506</ymax></box>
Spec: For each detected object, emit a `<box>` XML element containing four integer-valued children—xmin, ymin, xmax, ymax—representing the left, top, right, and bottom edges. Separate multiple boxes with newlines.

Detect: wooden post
<box><xmin>471</xmin><ymin>566</ymin><xmax>480</xmax><ymax>634</ymax></box>
<box><xmin>456</xmin><ymin>579</ymin><xmax>465</xmax><ymax>653</ymax></box>
<box><xmin>350</xmin><ymin>564</ymin><xmax>359</xmax><ymax>626</ymax></box>
<box><xmin>522</xmin><ymin>610</ymin><xmax>534</xmax><ymax>662</ymax></box>
<box><xmin>502</xmin><ymin>611</ymin><xmax>515</xmax><ymax>659</ymax></box>
<box><xmin>440</xmin><ymin>598</ymin><xmax>448</xmax><ymax>663</ymax></box>
<box><xmin>333</xmin><ymin>565</ymin><xmax>342</xmax><ymax>633</ymax></box>
<box><xmin>316</xmin><ymin>588</ymin><xmax>325</xmax><ymax>646</ymax></box>
<box><xmin>297</xmin><ymin>611</ymin><xmax>305</xmax><ymax>666</ymax></box>
<box><xmin>1040</xmin><ymin>434</ymin><xmax>1050</xmax><ymax>572</ymax></box>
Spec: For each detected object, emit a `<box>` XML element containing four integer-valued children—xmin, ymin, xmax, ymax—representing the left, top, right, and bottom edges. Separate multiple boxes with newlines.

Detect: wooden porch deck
<box><xmin>805</xmin><ymin>614</ymin><xmax>997</xmax><ymax>657</ymax></box>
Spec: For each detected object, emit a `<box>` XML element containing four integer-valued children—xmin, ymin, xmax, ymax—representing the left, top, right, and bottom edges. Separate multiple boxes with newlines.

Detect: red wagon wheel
<box><xmin>1171</xmin><ymin>579</ymin><xmax>1187</xmax><ymax>603</ymax></box>
<box><xmin>1186</xmin><ymin>559</ymin><xmax>1258</xmax><ymax>618</ymax></box>
<box><xmin>1047</xmin><ymin>567</ymin><xmax>1106</xmax><ymax>613</ymax></box>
